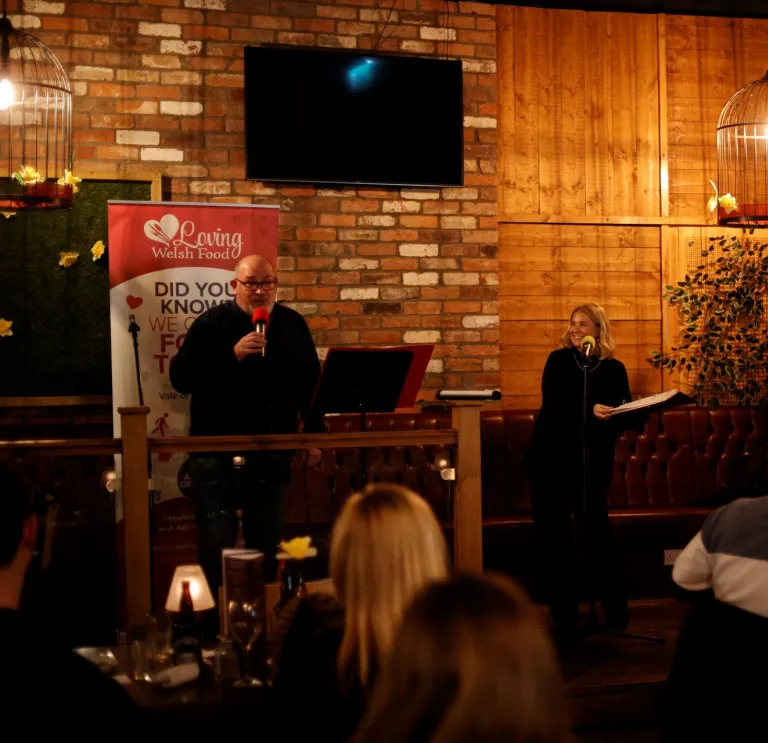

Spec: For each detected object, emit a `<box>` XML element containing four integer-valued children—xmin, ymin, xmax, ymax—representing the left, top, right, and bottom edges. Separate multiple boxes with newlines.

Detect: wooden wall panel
<box><xmin>537</xmin><ymin>9</ymin><xmax>586</xmax><ymax>215</ymax></box>
<box><xmin>499</xmin><ymin>224</ymin><xmax>662</xmax><ymax>407</ymax></box>
<box><xmin>498</xmin><ymin>7</ymin><xmax>661</xmax><ymax>220</ymax></box>
<box><xmin>666</xmin><ymin>16</ymin><xmax>768</xmax><ymax>218</ymax></box>
<box><xmin>585</xmin><ymin>12</ymin><xmax>615</xmax><ymax>217</ymax></box>
<box><xmin>498</xmin><ymin>7</ymin><xmax>764</xmax><ymax>410</ymax></box>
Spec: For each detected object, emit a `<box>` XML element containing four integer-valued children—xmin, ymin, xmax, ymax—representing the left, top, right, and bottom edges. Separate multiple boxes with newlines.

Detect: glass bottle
<box><xmin>268</xmin><ymin>559</ymin><xmax>307</xmax><ymax>680</ymax></box>
<box><xmin>173</xmin><ymin>580</ymin><xmax>202</xmax><ymax>665</ymax></box>
<box><xmin>274</xmin><ymin>559</ymin><xmax>306</xmax><ymax>619</ymax></box>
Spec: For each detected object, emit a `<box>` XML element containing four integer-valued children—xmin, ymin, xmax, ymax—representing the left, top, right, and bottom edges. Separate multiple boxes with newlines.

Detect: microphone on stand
<box><xmin>251</xmin><ymin>307</ymin><xmax>270</xmax><ymax>357</ymax></box>
<box><xmin>581</xmin><ymin>335</ymin><xmax>596</xmax><ymax>358</ymax></box>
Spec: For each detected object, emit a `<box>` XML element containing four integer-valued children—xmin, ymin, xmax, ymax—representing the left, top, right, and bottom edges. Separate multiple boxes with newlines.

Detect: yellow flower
<box><xmin>57</xmin><ymin>169</ymin><xmax>82</xmax><ymax>194</ymax></box>
<box><xmin>718</xmin><ymin>193</ymin><xmax>738</xmax><ymax>214</ymax></box>
<box><xmin>278</xmin><ymin>536</ymin><xmax>317</xmax><ymax>560</ymax></box>
<box><xmin>707</xmin><ymin>179</ymin><xmax>719</xmax><ymax>213</ymax></box>
<box><xmin>14</xmin><ymin>165</ymin><xmax>41</xmax><ymax>186</ymax></box>
<box><xmin>58</xmin><ymin>251</ymin><xmax>79</xmax><ymax>268</ymax></box>
<box><xmin>0</xmin><ymin>318</ymin><xmax>12</xmax><ymax>337</ymax></box>
<box><xmin>91</xmin><ymin>240</ymin><xmax>105</xmax><ymax>261</ymax></box>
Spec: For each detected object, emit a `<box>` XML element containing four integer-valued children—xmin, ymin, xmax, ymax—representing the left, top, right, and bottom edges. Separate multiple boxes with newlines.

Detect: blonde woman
<box><xmin>273</xmin><ymin>483</ymin><xmax>448</xmax><ymax>742</ymax></box>
<box><xmin>352</xmin><ymin>572</ymin><xmax>570</xmax><ymax>743</ymax></box>
<box><xmin>529</xmin><ymin>303</ymin><xmax>639</xmax><ymax>640</ymax></box>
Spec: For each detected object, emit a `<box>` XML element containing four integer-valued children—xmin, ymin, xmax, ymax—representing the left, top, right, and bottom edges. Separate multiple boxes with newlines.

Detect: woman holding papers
<box><xmin>530</xmin><ymin>302</ymin><xmax>641</xmax><ymax>639</ymax></box>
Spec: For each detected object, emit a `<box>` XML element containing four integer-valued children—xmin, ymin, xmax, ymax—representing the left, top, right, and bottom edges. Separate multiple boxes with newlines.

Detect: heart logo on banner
<box><xmin>126</xmin><ymin>295</ymin><xmax>143</xmax><ymax>310</ymax></box>
<box><xmin>143</xmin><ymin>214</ymin><xmax>179</xmax><ymax>246</ymax></box>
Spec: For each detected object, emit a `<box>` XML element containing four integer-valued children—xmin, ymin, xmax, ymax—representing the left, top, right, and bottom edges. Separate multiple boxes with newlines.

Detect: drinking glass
<box><xmin>149</xmin><ymin>612</ymin><xmax>173</xmax><ymax>669</ymax></box>
<box><xmin>129</xmin><ymin>619</ymin><xmax>153</xmax><ymax>682</ymax></box>
<box><xmin>214</xmin><ymin>635</ymin><xmax>240</xmax><ymax>682</ymax></box>
<box><xmin>228</xmin><ymin>599</ymin><xmax>264</xmax><ymax>688</ymax></box>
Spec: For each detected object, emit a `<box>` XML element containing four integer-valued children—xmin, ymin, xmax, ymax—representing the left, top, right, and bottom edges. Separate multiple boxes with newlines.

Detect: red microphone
<box><xmin>251</xmin><ymin>308</ymin><xmax>270</xmax><ymax>357</ymax></box>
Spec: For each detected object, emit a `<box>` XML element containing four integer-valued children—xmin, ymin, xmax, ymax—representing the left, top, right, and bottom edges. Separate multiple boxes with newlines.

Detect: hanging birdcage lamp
<box><xmin>716</xmin><ymin>71</ymin><xmax>768</xmax><ymax>226</ymax></box>
<box><xmin>0</xmin><ymin>0</ymin><xmax>73</xmax><ymax>213</ymax></box>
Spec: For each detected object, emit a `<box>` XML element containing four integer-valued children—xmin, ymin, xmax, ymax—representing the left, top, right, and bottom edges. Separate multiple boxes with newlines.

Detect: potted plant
<box><xmin>649</xmin><ymin>231</ymin><xmax>768</xmax><ymax>406</ymax></box>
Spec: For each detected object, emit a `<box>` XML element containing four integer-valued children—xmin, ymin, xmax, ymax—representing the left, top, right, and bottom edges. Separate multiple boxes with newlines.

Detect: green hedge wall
<box><xmin>0</xmin><ymin>180</ymin><xmax>151</xmax><ymax>397</ymax></box>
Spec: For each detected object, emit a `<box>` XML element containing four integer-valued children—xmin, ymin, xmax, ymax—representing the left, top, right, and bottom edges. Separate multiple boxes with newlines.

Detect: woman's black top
<box><xmin>532</xmin><ymin>346</ymin><xmax>633</xmax><ymax>457</ymax></box>
<box><xmin>529</xmin><ymin>346</ymin><xmax>648</xmax><ymax>502</ymax></box>
<box><xmin>273</xmin><ymin>594</ymin><xmax>371</xmax><ymax>743</ymax></box>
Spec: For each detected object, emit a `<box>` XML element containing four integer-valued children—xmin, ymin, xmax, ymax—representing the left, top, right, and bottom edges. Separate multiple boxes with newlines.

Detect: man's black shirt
<box><xmin>169</xmin><ymin>300</ymin><xmax>322</xmax><ymax>437</ymax></box>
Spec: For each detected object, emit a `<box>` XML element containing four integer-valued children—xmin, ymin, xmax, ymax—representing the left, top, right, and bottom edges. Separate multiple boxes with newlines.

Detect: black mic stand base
<box><xmin>581</xmin><ymin>599</ymin><xmax>666</xmax><ymax>645</ymax></box>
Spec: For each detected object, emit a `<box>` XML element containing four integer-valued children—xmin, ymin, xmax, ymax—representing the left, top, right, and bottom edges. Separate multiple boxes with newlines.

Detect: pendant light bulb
<box><xmin>0</xmin><ymin>78</ymin><xmax>12</xmax><ymax>111</ymax></box>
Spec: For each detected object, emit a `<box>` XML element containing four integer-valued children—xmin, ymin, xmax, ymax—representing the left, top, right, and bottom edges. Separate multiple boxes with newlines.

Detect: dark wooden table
<box><xmin>112</xmin><ymin>647</ymin><xmax>272</xmax><ymax>739</ymax></box>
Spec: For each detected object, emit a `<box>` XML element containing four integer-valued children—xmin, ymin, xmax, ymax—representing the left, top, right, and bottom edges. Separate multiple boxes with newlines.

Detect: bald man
<box><xmin>170</xmin><ymin>255</ymin><xmax>322</xmax><ymax>589</ymax></box>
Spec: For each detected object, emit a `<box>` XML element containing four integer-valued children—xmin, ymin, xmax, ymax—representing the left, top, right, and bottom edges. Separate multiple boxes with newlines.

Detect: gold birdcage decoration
<box><xmin>717</xmin><ymin>71</ymin><xmax>768</xmax><ymax>226</ymax></box>
<box><xmin>0</xmin><ymin>0</ymin><xmax>73</xmax><ymax>212</ymax></box>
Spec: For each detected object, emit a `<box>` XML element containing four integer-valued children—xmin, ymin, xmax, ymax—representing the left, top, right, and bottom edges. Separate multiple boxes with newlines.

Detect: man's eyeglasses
<box><xmin>235</xmin><ymin>278</ymin><xmax>278</xmax><ymax>292</ymax></box>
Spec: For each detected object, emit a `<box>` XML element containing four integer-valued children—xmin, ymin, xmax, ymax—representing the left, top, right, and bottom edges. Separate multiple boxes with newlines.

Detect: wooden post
<box><xmin>451</xmin><ymin>402</ymin><xmax>483</xmax><ymax>572</ymax></box>
<box><xmin>119</xmin><ymin>406</ymin><xmax>151</xmax><ymax>623</ymax></box>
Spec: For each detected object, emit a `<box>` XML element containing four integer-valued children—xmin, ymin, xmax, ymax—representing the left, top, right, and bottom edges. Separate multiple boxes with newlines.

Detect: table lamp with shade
<box><xmin>165</xmin><ymin>565</ymin><xmax>215</xmax><ymax>664</ymax></box>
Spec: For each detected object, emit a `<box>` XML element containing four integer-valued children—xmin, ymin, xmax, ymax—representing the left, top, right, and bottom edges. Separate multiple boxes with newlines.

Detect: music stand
<box><xmin>310</xmin><ymin>345</ymin><xmax>433</xmax><ymax>484</ymax></box>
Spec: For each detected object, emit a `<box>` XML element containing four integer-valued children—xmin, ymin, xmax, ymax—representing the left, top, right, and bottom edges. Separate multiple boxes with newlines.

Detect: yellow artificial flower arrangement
<box><xmin>0</xmin><ymin>318</ymin><xmax>13</xmax><ymax>337</ymax></box>
<box><xmin>708</xmin><ymin>180</ymin><xmax>738</xmax><ymax>215</ymax></box>
<box><xmin>14</xmin><ymin>165</ymin><xmax>41</xmax><ymax>186</ymax></box>
<box><xmin>91</xmin><ymin>240</ymin><xmax>105</xmax><ymax>261</ymax></box>
<box><xmin>277</xmin><ymin>536</ymin><xmax>318</xmax><ymax>560</ymax></box>
<box><xmin>58</xmin><ymin>251</ymin><xmax>79</xmax><ymax>268</ymax></box>
<box><xmin>718</xmin><ymin>193</ymin><xmax>738</xmax><ymax>213</ymax></box>
<box><xmin>57</xmin><ymin>170</ymin><xmax>82</xmax><ymax>194</ymax></box>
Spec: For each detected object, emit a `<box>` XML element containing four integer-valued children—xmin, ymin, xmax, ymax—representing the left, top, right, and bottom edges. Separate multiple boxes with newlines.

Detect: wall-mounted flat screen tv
<box><xmin>244</xmin><ymin>45</ymin><xmax>464</xmax><ymax>188</ymax></box>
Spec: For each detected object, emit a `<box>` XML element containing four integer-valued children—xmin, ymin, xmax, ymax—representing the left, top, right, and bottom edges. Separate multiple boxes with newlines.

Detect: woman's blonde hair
<box><xmin>559</xmin><ymin>302</ymin><xmax>616</xmax><ymax>359</ymax></box>
<box><xmin>352</xmin><ymin>573</ymin><xmax>570</xmax><ymax>743</ymax></box>
<box><xmin>330</xmin><ymin>483</ymin><xmax>448</xmax><ymax>688</ymax></box>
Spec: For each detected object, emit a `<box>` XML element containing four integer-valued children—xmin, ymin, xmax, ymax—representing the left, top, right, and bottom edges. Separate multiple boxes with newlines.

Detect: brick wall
<box><xmin>8</xmin><ymin>0</ymin><xmax>499</xmax><ymax>397</ymax></box>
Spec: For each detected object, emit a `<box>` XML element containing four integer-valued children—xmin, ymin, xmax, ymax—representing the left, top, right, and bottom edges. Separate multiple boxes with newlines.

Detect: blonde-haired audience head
<box><xmin>352</xmin><ymin>572</ymin><xmax>570</xmax><ymax>743</ymax></box>
<box><xmin>330</xmin><ymin>482</ymin><xmax>448</xmax><ymax>687</ymax></box>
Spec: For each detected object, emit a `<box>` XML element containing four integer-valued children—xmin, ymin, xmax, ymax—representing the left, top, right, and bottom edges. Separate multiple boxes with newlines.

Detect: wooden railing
<box><xmin>1</xmin><ymin>403</ymin><xmax>484</xmax><ymax>623</ymax></box>
<box><xmin>0</xmin><ymin>439</ymin><xmax>121</xmax><ymax>455</ymax></box>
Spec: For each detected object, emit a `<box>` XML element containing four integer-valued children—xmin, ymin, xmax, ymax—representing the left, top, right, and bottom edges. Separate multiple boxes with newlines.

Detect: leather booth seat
<box><xmin>285</xmin><ymin>406</ymin><xmax>768</xmax><ymax>599</ymax></box>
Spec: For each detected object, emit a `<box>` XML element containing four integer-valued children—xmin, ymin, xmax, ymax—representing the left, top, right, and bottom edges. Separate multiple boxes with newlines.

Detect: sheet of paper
<box><xmin>608</xmin><ymin>389</ymin><xmax>681</xmax><ymax>415</ymax></box>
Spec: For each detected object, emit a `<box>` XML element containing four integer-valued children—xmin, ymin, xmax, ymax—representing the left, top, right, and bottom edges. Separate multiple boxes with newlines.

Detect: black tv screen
<box><xmin>244</xmin><ymin>46</ymin><xmax>464</xmax><ymax>188</ymax></box>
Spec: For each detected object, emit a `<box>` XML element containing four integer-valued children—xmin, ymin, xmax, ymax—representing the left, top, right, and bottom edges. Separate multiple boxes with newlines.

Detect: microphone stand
<box><xmin>128</xmin><ymin>314</ymin><xmax>144</xmax><ymax>407</ymax></box>
<box><xmin>127</xmin><ymin>314</ymin><xmax>154</xmax><ymax>478</ymax></box>
<box><xmin>578</xmin><ymin>348</ymin><xmax>664</xmax><ymax>645</ymax></box>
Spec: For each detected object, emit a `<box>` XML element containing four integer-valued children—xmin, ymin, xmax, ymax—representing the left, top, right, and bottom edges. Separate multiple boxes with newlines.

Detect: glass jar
<box><xmin>213</xmin><ymin>635</ymin><xmax>240</xmax><ymax>681</ymax></box>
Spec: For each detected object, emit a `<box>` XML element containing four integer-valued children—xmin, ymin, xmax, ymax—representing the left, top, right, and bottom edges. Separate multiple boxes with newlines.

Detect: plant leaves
<box><xmin>651</xmin><ymin>233</ymin><xmax>768</xmax><ymax>406</ymax></box>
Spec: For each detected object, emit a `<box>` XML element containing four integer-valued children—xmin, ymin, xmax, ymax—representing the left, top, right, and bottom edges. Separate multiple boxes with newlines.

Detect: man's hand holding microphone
<box><xmin>234</xmin><ymin>308</ymin><xmax>270</xmax><ymax>361</ymax></box>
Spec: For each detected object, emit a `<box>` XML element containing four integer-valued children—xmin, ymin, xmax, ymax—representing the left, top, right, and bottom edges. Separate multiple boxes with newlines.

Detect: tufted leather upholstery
<box><xmin>286</xmin><ymin>406</ymin><xmax>768</xmax><ymax>528</ymax></box>
<box><xmin>611</xmin><ymin>407</ymin><xmax>768</xmax><ymax>509</ymax></box>
<box><xmin>283</xmin><ymin>406</ymin><xmax>768</xmax><ymax>599</ymax></box>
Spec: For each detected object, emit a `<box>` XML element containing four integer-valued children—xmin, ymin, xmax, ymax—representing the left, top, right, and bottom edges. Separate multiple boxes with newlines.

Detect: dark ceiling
<box><xmin>481</xmin><ymin>0</ymin><xmax>768</xmax><ymax>19</ymax></box>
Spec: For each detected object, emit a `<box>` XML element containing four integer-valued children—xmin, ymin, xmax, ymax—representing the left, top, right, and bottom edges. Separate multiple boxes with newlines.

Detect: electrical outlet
<box><xmin>664</xmin><ymin>549</ymin><xmax>682</xmax><ymax>566</ymax></box>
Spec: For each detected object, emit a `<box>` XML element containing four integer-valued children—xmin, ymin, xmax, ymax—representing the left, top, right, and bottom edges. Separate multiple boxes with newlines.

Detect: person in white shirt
<box><xmin>662</xmin><ymin>495</ymin><xmax>768</xmax><ymax>742</ymax></box>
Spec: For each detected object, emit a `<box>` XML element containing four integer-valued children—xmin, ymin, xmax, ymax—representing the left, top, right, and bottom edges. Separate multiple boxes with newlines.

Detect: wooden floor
<box><xmin>562</xmin><ymin>599</ymin><xmax>688</xmax><ymax>742</ymax></box>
